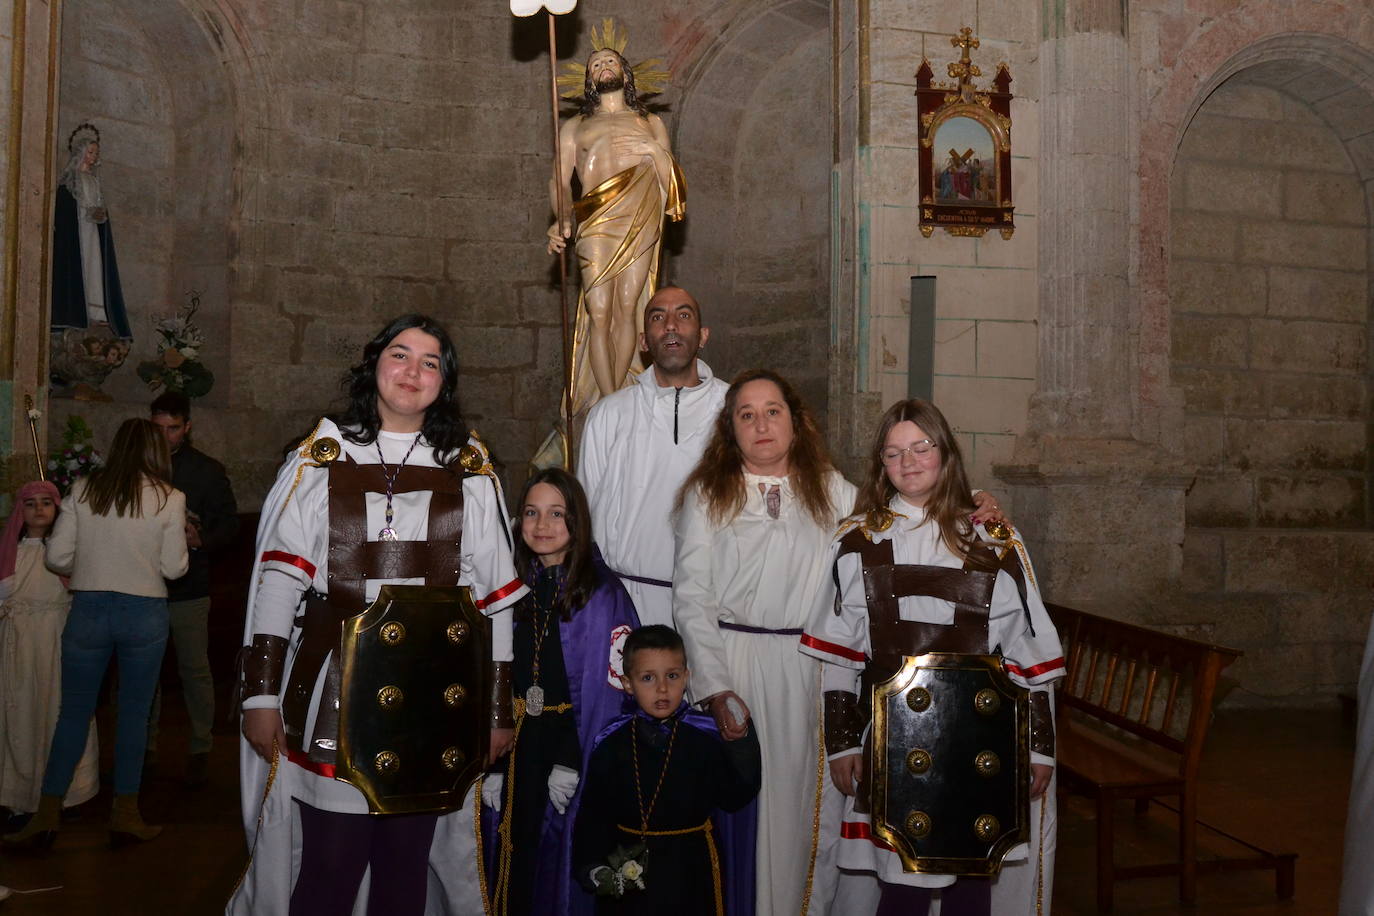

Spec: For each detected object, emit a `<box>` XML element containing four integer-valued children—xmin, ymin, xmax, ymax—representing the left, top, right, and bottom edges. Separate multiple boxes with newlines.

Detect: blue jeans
<box><xmin>43</xmin><ymin>591</ymin><xmax>169</xmax><ymax>797</ymax></box>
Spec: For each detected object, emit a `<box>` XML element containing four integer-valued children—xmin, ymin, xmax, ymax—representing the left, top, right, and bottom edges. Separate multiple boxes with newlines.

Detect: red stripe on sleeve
<box><xmin>261</xmin><ymin>551</ymin><xmax>317</xmax><ymax>580</ymax></box>
<box><xmin>1006</xmin><ymin>657</ymin><xmax>1065</xmax><ymax>679</ymax></box>
<box><xmin>475</xmin><ymin>577</ymin><xmax>525</xmax><ymax>610</ymax></box>
<box><xmin>800</xmin><ymin>633</ymin><xmax>867</xmax><ymax>663</ymax></box>
<box><xmin>286</xmin><ymin>748</ymin><xmax>335</xmax><ymax>779</ymax></box>
<box><xmin>840</xmin><ymin>821</ymin><xmax>895</xmax><ymax>851</ymax></box>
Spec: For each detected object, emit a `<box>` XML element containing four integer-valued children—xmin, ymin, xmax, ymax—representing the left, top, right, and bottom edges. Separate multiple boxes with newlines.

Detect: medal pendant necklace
<box><xmin>375</xmin><ymin>434</ymin><xmax>422</xmax><ymax>541</ymax></box>
<box><xmin>524</xmin><ymin>572</ymin><xmax>560</xmax><ymax>718</ymax></box>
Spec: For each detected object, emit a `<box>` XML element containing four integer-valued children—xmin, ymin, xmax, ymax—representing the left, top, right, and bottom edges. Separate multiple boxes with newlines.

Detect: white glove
<box><xmin>548</xmin><ymin>764</ymin><xmax>580</xmax><ymax>814</ymax></box>
<box><xmin>481</xmin><ymin>773</ymin><xmax>504</xmax><ymax>812</ymax></box>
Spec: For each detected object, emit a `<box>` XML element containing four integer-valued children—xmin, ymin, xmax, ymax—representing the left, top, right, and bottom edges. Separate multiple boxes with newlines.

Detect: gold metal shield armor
<box><xmin>869</xmin><ymin>653</ymin><xmax>1029</xmax><ymax>875</ymax></box>
<box><xmin>336</xmin><ymin>585</ymin><xmax>491</xmax><ymax>815</ymax></box>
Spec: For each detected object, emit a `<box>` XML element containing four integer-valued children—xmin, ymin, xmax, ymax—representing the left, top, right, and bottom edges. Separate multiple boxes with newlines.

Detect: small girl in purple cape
<box><xmin>487</xmin><ymin>467</ymin><xmax>641</xmax><ymax>915</ymax></box>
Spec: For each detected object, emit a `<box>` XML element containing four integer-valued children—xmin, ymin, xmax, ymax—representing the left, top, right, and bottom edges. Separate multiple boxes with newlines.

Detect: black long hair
<box><xmin>513</xmin><ymin>467</ymin><xmax>598</xmax><ymax>621</ymax></box>
<box><xmin>330</xmin><ymin>314</ymin><xmax>468</xmax><ymax>468</ymax></box>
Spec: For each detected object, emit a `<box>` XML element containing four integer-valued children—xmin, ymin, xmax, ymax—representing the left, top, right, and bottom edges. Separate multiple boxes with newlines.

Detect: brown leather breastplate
<box><xmin>841</xmin><ymin>526</ymin><xmax>1034</xmax><ymax>686</ymax></box>
<box><xmin>282</xmin><ymin>455</ymin><xmax>468</xmax><ymax>761</ymax></box>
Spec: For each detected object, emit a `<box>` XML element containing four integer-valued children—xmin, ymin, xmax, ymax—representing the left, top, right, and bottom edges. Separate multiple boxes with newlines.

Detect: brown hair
<box><xmin>82</xmin><ymin>418</ymin><xmax>173</xmax><ymax>518</ymax></box>
<box><xmin>513</xmin><ymin>466</ymin><xmax>597</xmax><ymax>621</ymax></box>
<box><xmin>852</xmin><ymin>399</ymin><xmax>981</xmax><ymax>560</ymax></box>
<box><xmin>677</xmin><ymin>369</ymin><xmax>839</xmax><ymax>528</ymax></box>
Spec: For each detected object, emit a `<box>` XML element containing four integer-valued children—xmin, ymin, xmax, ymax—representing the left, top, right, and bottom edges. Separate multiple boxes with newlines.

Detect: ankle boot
<box><xmin>109</xmin><ymin>794</ymin><xmax>162</xmax><ymax>846</ymax></box>
<box><xmin>1</xmin><ymin>794</ymin><xmax>61</xmax><ymax>850</ymax></box>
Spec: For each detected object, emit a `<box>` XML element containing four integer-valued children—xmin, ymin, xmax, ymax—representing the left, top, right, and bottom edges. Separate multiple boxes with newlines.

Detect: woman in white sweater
<box><xmin>2</xmin><ymin>418</ymin><xmax>187</xmax><ymax>849</ymax></box>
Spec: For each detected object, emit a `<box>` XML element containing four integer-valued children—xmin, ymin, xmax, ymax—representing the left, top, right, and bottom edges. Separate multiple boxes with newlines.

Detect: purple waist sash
<box><xmin>611</xmin><ymin>568</ymin><xmax>672</xmax><ymax>589</ymax></box>
<box><xmin>718</xmin><ymin>621</ymin><xmax>804</xmax><ymax>636</ymax></box>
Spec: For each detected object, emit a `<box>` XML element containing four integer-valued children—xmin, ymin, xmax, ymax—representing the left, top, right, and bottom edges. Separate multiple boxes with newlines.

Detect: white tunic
<box><xmin>230</xmin><ymin>419</ymin><xmax>528</xmax><ymax>916</ymax></box>
<box><xmin>674</xmin><ymin>470</ymin><xmax>856</xmax><ymax>916</ymax></box>
<box><xmin>0</xmin><ymin>540</ymin><xmax>98</xmax><ymax>813</ymax></box>
<box><xmin>578</xmin><ymin>359</ymin><xmax>727</xmax><ymax>628</ymax></box>
<box><xmin>800</xmin><ymin>497</ymin><xmax>1065</xmax><ymax>888</ymax></box>
<box><xmin>1340</xmin><ymin>614</ymin><xmax>1374</xmax><ymax>915</ymax></box>
<box><xmin>72</xmin><ymin>171</ymin><xmax>106</xmax><ymax>321</ymax></box>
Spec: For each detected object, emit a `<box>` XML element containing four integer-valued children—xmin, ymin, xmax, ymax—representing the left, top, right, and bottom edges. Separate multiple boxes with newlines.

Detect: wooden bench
<box><xmin>1047</xmin><ymin>603</ymin><xmax>1297</xmax><ymax>911</ymax></box>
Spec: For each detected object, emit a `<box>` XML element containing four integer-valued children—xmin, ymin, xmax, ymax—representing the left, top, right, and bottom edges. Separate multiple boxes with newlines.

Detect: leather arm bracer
<box><xmin>1029</xmin><ymin>690</ymin><xmax>1055</xmax><ymax>758</ymax></box>
<box><xmin>824</xmin><ymin>690</ymin><xmax>865</xmax><ymax>757</ymax></box>
<box><xmin>239</xmin><ymin>634</ymin><xmax>289</xmax><ymax>703</ymax></box>
<box><xmin>490</xmin><ymin>661</ymin><xmax>515</xmax><ymax>729</ymax></box>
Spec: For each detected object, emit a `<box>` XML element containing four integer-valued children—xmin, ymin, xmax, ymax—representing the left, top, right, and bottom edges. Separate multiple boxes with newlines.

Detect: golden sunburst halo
<box><xmin>556</xmin><ymin>17</ymin><xmax>670</xmax><ymax>100</ymax></box>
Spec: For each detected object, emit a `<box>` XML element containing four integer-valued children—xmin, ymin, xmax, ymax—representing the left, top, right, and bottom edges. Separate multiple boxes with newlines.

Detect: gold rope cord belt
<box><xmin>514</xmin><ymin>698</ymin><xmax>573</xmax><ymax>718</ymax></box>
<box><xmin>616</xmin><ymin>820</ymin><xmax>723</xmax><ymax>916</ymax></box>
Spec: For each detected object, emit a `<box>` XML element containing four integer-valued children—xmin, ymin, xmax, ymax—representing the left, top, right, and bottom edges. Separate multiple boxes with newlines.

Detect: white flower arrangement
<box><xmin>137</xmin><ymin>292</ymin><xmax>214</xmax><ymax>397</ymax></box>
<box><xmin>590</xmin><ymin>842</ymin><xmax>648</xmax><ymax>898</ymax></box>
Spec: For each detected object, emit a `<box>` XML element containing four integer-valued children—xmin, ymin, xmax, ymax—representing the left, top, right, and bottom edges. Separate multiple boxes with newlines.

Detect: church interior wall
<box><xmin>1168</xmin><ymin>65</ymin><xmax>1374</xmax><ymax>704</ymax></box>
<box><xmin>1130</xmin><ymin>2</ymin><xmax>1374</xmax><ymax>704</ymax></box>
<box><xmin>48</xmin><ymin>0</ymin><xmax>239</xmax><ymax>482</ymax></box>
<box><xmin>851</xmin><ymin>0</ymin><xmax>1041</xmax><ymax>490</ymax></box>
<box><xmin>4</xmin><ymin>0</ymin><xmax>1373</xmax><ymax>705</ymax></box>
<box><xmin>670</xmin><ymin>0</ymin><xmax>832</xmax><ymax>427</ymax></box>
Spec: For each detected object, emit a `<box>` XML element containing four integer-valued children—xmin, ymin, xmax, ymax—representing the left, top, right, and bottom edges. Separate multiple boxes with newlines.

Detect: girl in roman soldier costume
<box><xmin>799</xmin><ymin>399</ymin><xmax>1065</xmax><ymax>916</ymax></box>
<box><xmin>230</xmin><ymin>314</ymin><xmax>528</xmax><ymax>916</ymax></box>
<box><xmin>487</xmin><ymin>467</ymin><xmax>640</xmax><ymax>915</ymax></box>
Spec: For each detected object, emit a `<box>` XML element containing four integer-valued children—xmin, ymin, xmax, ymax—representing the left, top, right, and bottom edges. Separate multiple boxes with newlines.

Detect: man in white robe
<box><xmin>578</xmin><ymin>285</ymin><xmax>726</xmax><ymax>628</ymax></box>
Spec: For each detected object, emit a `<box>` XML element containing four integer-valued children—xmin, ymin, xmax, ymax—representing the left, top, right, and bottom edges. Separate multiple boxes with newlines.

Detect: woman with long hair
<box><xmin>800</xmin><ymin>399</ymin><xmax>1064</xmax><ymax>916</ymax></box>
<box><xmin>488</xmin><ymin>466</ymin><xmax>639</xmax><ymax>916</ymax></box>
<box><xmin>672</xmin><ymin>368</ymin><xmax>858</xmax><ymax>915</ymax></box>
<box><xmin>3</xmin><ymin>419</ymin><xmax>187</xmax><ymax>849</ymax></box>
<box><xmin>231</xmin><ymin>314</ymin><xmax>529</xmax><ymax>916</ymax></box>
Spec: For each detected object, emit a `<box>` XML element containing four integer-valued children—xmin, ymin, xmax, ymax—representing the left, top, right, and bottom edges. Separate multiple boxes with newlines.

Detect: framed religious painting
<box><xmin>916</xmin><ymin>29</ymin><xmax>1014</xmax><ymax>239</ymax></box>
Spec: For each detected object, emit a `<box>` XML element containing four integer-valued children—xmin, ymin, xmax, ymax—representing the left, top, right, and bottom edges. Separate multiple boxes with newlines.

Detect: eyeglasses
<box><xmin>880</xmin><ymin>440</ymin><xmax>938</xmax><ymax>465</ymax></box>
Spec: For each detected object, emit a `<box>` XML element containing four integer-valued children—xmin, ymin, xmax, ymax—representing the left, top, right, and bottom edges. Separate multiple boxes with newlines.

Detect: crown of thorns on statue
<box><xmin>556</xmin><ymin>18</ymin><xmax>670</xmax><ymax>100</ymax></box>
<box><xmin>67</xmin><ymin>122</ymin><xmax>100</xmax><ymax>153</ymax></box>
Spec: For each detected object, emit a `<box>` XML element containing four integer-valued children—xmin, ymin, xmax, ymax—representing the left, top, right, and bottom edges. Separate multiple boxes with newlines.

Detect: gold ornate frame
<box><xmin>916</xmin><ymin>28</ymin><xmax>1015</xmax><ymax>239</ymax></box>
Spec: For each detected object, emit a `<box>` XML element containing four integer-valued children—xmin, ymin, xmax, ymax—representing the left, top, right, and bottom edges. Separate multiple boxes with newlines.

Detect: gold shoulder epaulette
<box><xmin>458</xmin><ymin>429</ymin><xmax>497</xmax><ymax>480</ymax></box>
<box><xmin>834</xmin><ymin>516</ymin><xmax>864</xmax><ymax>540</ymax></box>
<box><xmin>295</xmin><ymin>418</ymin><xmax>327</xmax><ymax>459</ymax></box>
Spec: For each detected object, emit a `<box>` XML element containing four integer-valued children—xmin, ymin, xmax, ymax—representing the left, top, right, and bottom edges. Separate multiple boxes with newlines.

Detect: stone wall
<box><xmin>671</xmin><ymin>0</ymin><xmax>832</xmax><ymax>422</ymax></box>
<box><xmin>1170</xmin><ymin>73</ymin><xmax>1372</xmax><ymax>703</ymax></box>
<box><xmin>848</xmin><ymin>0</ymin><xmax>1041</xmax><ymax>489</ymax></box>
<box><xmin>1171</xmin><ymin>78</ymin><xmax>1368</xmax><ymax>531</ymax></box>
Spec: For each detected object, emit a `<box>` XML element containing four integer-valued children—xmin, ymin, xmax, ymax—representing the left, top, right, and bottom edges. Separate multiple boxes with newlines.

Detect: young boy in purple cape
<box><xmin>573</xmin><ymin>625</ymin><xmax>762</xmax><ymax>916</ymax></box>
<box><xmin>486</xmin><ymin>467</ymin><xmax>641</xmax><ymax>915</ymax></box>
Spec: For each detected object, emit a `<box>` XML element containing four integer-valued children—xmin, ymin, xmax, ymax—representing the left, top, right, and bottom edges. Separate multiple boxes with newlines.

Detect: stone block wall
<box><xmin>1170</xmin><ymin>79</ymin><xmax>1368</xmax><ymax>531</ymax></box>
<box><xmin>857</xmin><ymin>1</ymin><xmax>1041</xmax><ymax>489</ymax></box>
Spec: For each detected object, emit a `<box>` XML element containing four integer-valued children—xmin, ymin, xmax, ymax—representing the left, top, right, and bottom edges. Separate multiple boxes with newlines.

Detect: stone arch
<box><xmin>1170</xmin><ymin>65</ymin><xmax>1370</xmax><ymax>530</ymax></box>
<box><xmin>1140</xmin><ymin>10</ymin><xmax>1374</xmax><ymax>701</ymax></box>
<box><xmin>52</xmin><ymin>0</ymin><xmax>262</xmax><ymax>439</ymax></box>
<box><xmin>668</xmin><ymin>0</ymin><xmax>832</xmax><ymax>420</ymax></box>
<box><xmin>1136</xmin><ymin>10</ymin><xmax>1374</xmax><ymax>427</ymax></box>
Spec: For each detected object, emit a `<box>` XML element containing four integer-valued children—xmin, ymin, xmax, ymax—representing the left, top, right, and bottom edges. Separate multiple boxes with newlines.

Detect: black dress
<box><xmin>572</xmin><ymin>711</ymin><xmax>761</xmax><ymax>915</ymax></box>
<box><xmin>505</xmin><ymin>566</ymin><xmax>581</xmax><ymax>915</ymax></box>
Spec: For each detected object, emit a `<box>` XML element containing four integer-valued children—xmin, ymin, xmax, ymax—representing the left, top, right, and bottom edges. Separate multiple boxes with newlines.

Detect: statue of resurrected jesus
<box><xmin>547</xmin><ymin>20</ymin><xmax>685</xmax><ymax>420</ymax></box>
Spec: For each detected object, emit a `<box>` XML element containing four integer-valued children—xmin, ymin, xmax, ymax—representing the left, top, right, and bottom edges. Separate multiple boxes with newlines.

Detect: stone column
<box><xmin>996</xmin><ymin>0</ymin><xmax>1189</xmax><ymax>606</ymax></box>
<box><xmin>0</xmin><ymin>0</ymin><xmax>63</xmax><ymax>498</ymax></box>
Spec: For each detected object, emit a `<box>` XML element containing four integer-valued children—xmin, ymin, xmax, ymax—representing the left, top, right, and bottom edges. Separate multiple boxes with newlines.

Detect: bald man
<box><xmin>577</xmin><ymin>285</ymin><xmax>725</xmax><ymax>628</ymax></box>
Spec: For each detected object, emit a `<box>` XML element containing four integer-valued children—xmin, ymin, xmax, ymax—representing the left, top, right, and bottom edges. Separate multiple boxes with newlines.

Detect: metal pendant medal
<box><xmin>378</xmin><ymin>527</ymin><xmax>399</xmax><ymax>541</ymax></box>
<box><xmin>525</xmin><ymin>685</ymin><xmax>545</xmax><ymax>717</ymax></box>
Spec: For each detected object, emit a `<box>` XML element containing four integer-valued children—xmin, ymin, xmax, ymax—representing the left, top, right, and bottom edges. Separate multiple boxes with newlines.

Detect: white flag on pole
<box><xmin>510</xmin><ymin>0</ymin><xmax>576</xmax><ymax>15</ymax></box>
